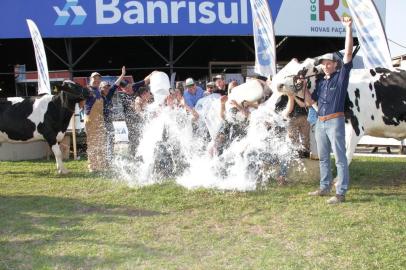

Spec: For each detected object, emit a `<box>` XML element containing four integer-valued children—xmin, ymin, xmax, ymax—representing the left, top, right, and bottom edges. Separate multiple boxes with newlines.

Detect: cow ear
<box><xmin>314</xmin><ymin>65</ymin><xmax>323</xmax><ymax>74</ymax></box>
<box><xmin>52</xmin><ymin>84</ymin><xmax>62</xmax><ymax>94</ymax></box>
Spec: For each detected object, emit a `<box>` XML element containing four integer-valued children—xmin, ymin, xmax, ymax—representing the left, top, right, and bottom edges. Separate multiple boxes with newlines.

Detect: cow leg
<box><xmin>345</xmin><ymin>124</ymin><xmax>362</xmax><ymax>165</ymax></box>
<box><xmin>51</xmin><ymin>144</ymin><xmax>69</xmax><ymax>174</ymax></box>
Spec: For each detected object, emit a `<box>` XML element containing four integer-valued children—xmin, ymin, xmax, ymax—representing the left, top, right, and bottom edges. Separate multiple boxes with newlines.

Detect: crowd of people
<box><xmin>82</xmin><ymin>17</ymin><xmax>353</xmax><ymax>204</ymax></box>
<box><xmin>84</xmin><ymin>67</ymin><xmax>153</xmax><ymax>172</ymax></box>
<box><xmin>82</xmin><ymin>69</ymin><xmax>307</xmax><ymax>185</ymax></box>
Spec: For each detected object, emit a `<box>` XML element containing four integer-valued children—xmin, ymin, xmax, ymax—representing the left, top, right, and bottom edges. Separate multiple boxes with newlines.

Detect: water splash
<box><xmin>112</xmin><ymin>95</ymin><xmax>304</xmax><ymax>191</ymax></box>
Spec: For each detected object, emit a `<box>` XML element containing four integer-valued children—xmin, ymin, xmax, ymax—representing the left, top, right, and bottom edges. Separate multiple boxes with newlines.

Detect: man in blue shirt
<box><xmin>183</xmin><ymin>78</ymin><xmax>204</xmax><ymax>109</ymax></box>
<box><xmin>304</xmin><ymin>17</ymin><xmax>353</xmax><ymax>204</ymax></box>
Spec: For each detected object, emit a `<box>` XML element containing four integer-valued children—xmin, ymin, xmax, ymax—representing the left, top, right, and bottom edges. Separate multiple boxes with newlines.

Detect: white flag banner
<box><xmin>347</xmin><ymin>0</ymin><xmax>392</xmax><ymax>69</ymax></box>
<box><xmin>249</xmin><ymin>0</ymin><xmax>276</xmax><ymax>78</ymax></box>
<box><xmin>26</xmin><ymin>19</ymin><xmax>51</xmax><ymax>95</ymax></box>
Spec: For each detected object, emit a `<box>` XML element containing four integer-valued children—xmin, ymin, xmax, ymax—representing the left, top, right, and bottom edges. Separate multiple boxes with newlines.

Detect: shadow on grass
<box><xmin>0</xmin><ymin>195</ymin><xmax>165</xmax><ymax>268</ymax></box>
<box><xmin>0</xmin><ymin>170</ymin><xmax>103</xmax><ymax>181</ymax></box>
<box><xmin>0</xmin><ymin>194</ymin><xmax>163</xmax><ymax>220</ymax></box>
<box><xmin>284</xmin><ymin>158</ymin><xmax>406</xmax><ymax>201</ymax></box>
<box><xmin>349</xmin><ymin>159</ymin><xmax>406</xmax><ymax>188</ymax></box>
<box><xmin>1</xmin><ymin>163</ymin><xmax>116</xmax><ymax>180</ymax></box>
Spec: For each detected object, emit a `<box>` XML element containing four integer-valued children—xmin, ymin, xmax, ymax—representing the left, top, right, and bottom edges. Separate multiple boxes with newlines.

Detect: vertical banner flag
<box><xmin>26</xmin><ymin>19</ymin><xmax>51</xmax><ymax>95</ymax></box>
<box><xmin>346</xmin><ymin>0</ymin><xmax>392</xmax><ymax>69</ymax></box>
<box><xmin>249</xmin><ymin>0</ymin><xmax>277</xmax><ymax>78</ymax></box>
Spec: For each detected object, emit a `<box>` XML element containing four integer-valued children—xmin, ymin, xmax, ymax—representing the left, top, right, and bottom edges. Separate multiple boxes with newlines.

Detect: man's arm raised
<box><xmin>342</xmin><ymin>16</ymin><xmax>353</xmax><ymax>64</ymax></box>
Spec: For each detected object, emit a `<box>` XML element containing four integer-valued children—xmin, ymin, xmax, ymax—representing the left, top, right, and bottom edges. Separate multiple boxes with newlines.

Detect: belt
<box><xmin>318</xmin><ymin>112</ymin><xmax>344</xmax><ymax>122</ymax></box>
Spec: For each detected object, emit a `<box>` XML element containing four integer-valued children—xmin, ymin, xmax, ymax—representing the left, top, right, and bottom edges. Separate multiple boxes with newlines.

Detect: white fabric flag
<box><xmin>249</xmin><ymin>0</ymin><xmax>277</xmax><ymax>78</ymax></box>
<box><xmin>26</xmin><ymin>19</ymin><xmax>51</xmax><ymax>95</ymax></box>
<box><xmin>347</xmin><ymin>0</ymin><xmax>392</xmax><ymax>69</ymax></box>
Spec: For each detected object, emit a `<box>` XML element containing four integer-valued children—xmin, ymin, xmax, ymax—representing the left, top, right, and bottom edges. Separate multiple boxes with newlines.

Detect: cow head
<box><xmin>271</xmin><ymin>58</ymin><xmax>321</xmax><ymax>97</ymax></box>
<box><xmin>60</xmin><ymin>80</ymin><xmax>90</xmax><ymax>100</ymax></box>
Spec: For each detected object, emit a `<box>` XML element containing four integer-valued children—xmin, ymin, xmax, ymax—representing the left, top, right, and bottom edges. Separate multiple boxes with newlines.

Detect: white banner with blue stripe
<box><xmin>26</xmin><ymin>19</ymin><xmax>51</xmax><ymax>95</ymax></box>
<box><xmin>347</xmin><ymin>0</ymin><xmax>392</xmax><ymax>69</ymax></box>
<box><xmin>249</xmin><ymin>0</ymin><xmax>277</xmax><ymax>78</ymax></box>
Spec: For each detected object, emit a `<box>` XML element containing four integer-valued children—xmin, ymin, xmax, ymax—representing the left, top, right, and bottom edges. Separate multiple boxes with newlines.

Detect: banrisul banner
<box><xmin>0</xmin><ymin>0</ymin><xmax>385</xmax><ymax>38</ymax></box>
<box><xmin>1</xmin><ymin>0</ymin><xmax>282</xmax><ymax>38</ymax></box>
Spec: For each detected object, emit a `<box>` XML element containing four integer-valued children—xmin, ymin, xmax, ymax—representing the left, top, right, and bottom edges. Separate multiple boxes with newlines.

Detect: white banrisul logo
<box><xmin>95</xmin><ymin>0</ymin><xmax>249</xmax><ymax>25</ymax></box>
<box><xmin>54</xmin><ymin>0</ymin><xmax>87</xmax><ymax>26</ymax></box>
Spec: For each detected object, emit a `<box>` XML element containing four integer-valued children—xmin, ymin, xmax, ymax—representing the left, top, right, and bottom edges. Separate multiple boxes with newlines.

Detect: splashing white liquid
<box><xmin>113</xmin><ymin>94</ymin><xmax>303</xmax><ymax>191</ymax></box>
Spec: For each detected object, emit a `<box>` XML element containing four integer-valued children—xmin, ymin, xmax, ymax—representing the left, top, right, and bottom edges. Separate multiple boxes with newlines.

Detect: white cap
<box><xmin>206</xmin><ymin>81</ymin><xmax>215</xmax><ymax>87</ymax></box>
<box><xmin>185</xmin><ymin>78</ymin><xmax>195</xmax><ymax>87</ymax></box>
<box><xmin>99</xmin><ymin>81</ymin><xmax>111</xmax><ymax>88</ymax></box>
<box><xmin>316</xmin><ymin>53</ymin><xmax>339</xmax><ymax>65</ymax></box>
<box><xmin>90</xmin><ymin>72</ymin><xmax>101</xmax><ymax>78</ymax></box>
<box><xmin>213</xmin><ymin>74</ymin><xmax>225</xmax><ymax>81</ymax></box>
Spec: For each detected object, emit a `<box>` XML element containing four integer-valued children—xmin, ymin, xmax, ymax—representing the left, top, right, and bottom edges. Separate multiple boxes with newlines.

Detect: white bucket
<box><xmin>150</xmin><ymin>71</ymin><xmax>170</xmax><ymax>105</ymax></box>
<box><xmin>194</xmin><ymin>93</ymin><xmax>223</xmax><ymax>139</ymax></box>
<box><xmin>227</xmin><ymin>79</ymin><xmax>264</xmax><ymax>106</ymax></box>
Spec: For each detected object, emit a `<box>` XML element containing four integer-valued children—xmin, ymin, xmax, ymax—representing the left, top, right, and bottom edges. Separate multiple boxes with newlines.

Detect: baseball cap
<box><xmin>315</xmin><ymin>53</ymin><xmax>339</xmax><ymax>65</ymax></box>
<box><xmin>252</xmin><ymin>73</ymin><xmax>268</xmax><ymax>82</ymax></box>
<box><xmin>213</xmin><ymin>74</ymin><xmax>224</xmax><ymax>81</ymax></box>
<box><xmin>185</xmin><ymin>78</ymin><xmax>195</xmax><ymax>87</ymax></box>
<box><xmin>206</xmin><ymin>81</ymin><xmax>215</xmax><ymax>87</ymax></box>
<box><xmin>90</xmin><ymin>72</ymin><xmax>101</xmax><ymax>78</ymax></box>
<box><xmin>119</xmin><ymin>79</ymin><xmax>129</xmax><ymax>88</ymax></box>
<box><xmin>99</xmin><ymin>81</ymin><xmax>111</xmax><ymax>88</ymax></box>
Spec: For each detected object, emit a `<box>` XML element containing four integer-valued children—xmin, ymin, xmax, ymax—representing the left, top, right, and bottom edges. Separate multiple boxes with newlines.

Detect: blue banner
<box><xmin>347</xmin><ymin>0</ymin><xmax>392</xmax><ymax>69</ymax></box>
<box><xmin>0</xmin><ymin>0</ymin><xmax>283</xmax><ymax>38</ymax></box>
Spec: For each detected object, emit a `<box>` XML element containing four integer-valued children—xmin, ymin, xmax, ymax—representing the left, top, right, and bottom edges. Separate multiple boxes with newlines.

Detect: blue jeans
<box><xmin>315</xmin><ymin>116</ymin><xmax>349</xmax><ymax>195</ymax></box>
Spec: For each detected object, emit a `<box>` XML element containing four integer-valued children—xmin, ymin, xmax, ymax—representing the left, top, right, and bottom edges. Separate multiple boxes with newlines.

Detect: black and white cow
<box><xmin>0</xmin><ymin>80</ymin><xmax>89</xmax><ymax>173</ymax></box>
<box><xmin>272</xmin><ymin>58</ymin><xmax>406</xmax><ymax>163</ymax></box>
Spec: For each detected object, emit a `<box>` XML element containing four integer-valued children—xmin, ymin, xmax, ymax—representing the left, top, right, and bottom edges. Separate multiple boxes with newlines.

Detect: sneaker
<box><xmin>308</xmin><ymin>189</ymin><xmax>330</xmax><ymax>196</ymax></box>
<box><xmin>327</xmin><ymin>195</ymin><xmax>345</xmax><ymax>204</ymax></box>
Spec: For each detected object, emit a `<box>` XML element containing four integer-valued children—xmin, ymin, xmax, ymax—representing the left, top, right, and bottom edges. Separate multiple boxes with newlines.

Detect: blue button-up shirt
<box><xmin>183</xmin><ymin>86</ymin><xmax>204</xmax><ymax>108</ymax></box>
<box><xmin>311</xmin><ymin>61</ymin><xmax>353</xmax><ymax>117</ymax></box>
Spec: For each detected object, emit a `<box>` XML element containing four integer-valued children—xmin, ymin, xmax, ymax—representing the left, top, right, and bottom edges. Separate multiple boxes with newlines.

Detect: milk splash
<box><xmin>113</xmin><ymin>93</ymin><xmax>304</xmax><ymax>191</ymax></box>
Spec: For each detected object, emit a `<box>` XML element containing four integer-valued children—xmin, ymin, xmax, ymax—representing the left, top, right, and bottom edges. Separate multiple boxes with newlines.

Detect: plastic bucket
<box><xmin>150</xmin><ymin>71</ymin><xmax>170</xmax><ymax>105</ymax></box>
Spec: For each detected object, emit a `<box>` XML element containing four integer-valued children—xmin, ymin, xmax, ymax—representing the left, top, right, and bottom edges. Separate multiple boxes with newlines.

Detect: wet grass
<box><xmin>0</xmin><ymin>157</ymin><xmax>405</xmax><ymax>269</ymax></box>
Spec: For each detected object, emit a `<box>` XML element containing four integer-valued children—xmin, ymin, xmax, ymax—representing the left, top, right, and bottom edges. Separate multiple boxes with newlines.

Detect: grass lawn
<box><xmin>0</xmin><ymin>157</ymin><xmax>405</xmax><ymax>270</ymax></box>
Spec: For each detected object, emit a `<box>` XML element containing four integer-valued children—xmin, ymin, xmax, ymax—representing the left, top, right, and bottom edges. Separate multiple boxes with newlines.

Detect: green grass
<box><xmin>0</xmin><ymin>157</ymin><xmax>405</xmax><ymax>270</ymax></box>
